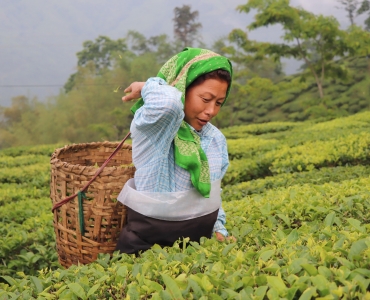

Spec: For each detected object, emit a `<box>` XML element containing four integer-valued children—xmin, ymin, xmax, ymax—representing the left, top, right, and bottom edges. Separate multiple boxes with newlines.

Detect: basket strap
<box><xmin>78</xmin><ymin>191</ymin><xmax>87</xmax><ymax>235</ymax></box>
<box><xmin>51</xmin><ymin>131</ymin><xmax>132</xmax><ymax>212</ymax></box>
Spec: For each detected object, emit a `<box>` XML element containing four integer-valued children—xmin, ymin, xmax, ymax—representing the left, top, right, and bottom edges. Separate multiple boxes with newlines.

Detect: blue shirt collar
<box><xmin>187</xmin><ymin>122</ymin><xmax>213</xmax><ymax>137</ymax></box>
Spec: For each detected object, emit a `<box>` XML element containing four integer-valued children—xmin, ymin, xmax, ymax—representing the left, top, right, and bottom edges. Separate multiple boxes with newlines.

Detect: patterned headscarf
<box><xmin>131</xmin><ymin>47</ymin><xmax>233</xmax><ymax>197</ymax></box>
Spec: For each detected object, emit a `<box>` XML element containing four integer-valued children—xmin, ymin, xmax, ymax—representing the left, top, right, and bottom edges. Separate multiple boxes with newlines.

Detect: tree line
<box><xmin>1</xmin><ymin>0</ymin><xmax>370</xmax><ymax>149</ymax></box>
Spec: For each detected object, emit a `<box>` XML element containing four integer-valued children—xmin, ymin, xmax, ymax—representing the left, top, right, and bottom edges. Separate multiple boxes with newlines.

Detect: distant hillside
<box><xmin>215</xmin><ymin>56</ymin><xmax>370</xmax><ymax>127</ymax></box>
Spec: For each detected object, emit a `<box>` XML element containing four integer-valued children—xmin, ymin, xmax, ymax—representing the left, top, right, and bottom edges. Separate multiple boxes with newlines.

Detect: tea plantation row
<box><xmin>0</xmin><ymin>111</ymin><xmax>369</xmax><ymax>299</ymax></box>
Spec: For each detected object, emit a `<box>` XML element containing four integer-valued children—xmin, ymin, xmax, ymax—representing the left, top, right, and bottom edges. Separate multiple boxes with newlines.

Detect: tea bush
<box><xmin>1</xmin><ymin>111</ymin><xmax>370</xmax><ymax>299</ymax></box>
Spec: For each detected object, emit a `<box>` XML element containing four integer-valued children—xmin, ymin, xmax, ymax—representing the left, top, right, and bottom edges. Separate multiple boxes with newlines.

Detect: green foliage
<box><xmin>0</xmin><ymin>183</ymin><xmax>47</xmax><ymax>206</ymax></box>
<box><xmin>0</xmin><ymin>154</ymin><xmax>48</xmax><ymax>168</ymax></box>
<box><xmin>236</xmin><ymin>0</ymin><xmax>370</xmax><ymax>100</ymax></box>
<box><xmin>222</xmin><ymin>165</ymin><xmax>370</xmax><ymax>201</ymax></box>
<box><xmin>0</xmin><ymin>164</ymin><xmax>49</xmax><ymax>185</ymax></box>
<box><xmin>2</xmin><ymin>25</ymin><xmax>370</xmax><ymax>149</ymax></box>
<box><xmin>0</xmin><ymin>144</ymin><xmax>60</xmax><ymax>157</ymax></box>
<box><xmin>222</xmin><ymin>121</ymin><xmax>301</xmax><ymax>138</ymax></box>
<box><xmin>358</xmin><ymin>0</ymin><xmax>370</xmax><ymax>30</ymax></box>
<box><xmin>0</xmin><ymin>29</ymin><xmax>185</xmax><ymax>150</ymax></box>
<box><xmin>1</xmin><ymin>111</ymin><xmax>370</xmax><ymax>298</ymax></box>
<box><xmin>223</xmin><ymin>111</ymin><xmax>370</xmax><ymax>184</ymax></box>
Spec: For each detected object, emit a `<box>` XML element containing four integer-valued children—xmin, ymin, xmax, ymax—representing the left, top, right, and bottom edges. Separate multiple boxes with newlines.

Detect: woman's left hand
<box><xmin>215</xmin><ymin>232</ymin><xmax>237</xmax><ymax>242</ymax></box>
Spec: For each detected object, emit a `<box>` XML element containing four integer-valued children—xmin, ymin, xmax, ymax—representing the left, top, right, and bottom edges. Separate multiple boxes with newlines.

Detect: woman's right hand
<box><xmin>122</xmin><ymin>82</ymin><xmax>145</xmax><ymax>102</ymax></box>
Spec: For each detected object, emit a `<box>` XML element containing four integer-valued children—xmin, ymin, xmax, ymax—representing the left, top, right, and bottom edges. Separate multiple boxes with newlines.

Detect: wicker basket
<box><xmin>50</xmin><ymin>141</ymin><xmax>135</xmax><ymax>268</ymax></box>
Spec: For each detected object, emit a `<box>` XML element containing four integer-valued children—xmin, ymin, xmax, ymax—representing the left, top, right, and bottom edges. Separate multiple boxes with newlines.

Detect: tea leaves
<box><xmin>1</xmin><ymin>111</ymin><xmax>370</xmax><ymax>298</ymax></box>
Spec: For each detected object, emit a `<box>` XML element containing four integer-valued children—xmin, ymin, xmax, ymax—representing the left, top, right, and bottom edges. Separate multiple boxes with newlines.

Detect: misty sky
<box><xmin>0</xmin><ymin>0</ymin><xmax>366</xmax><ymax>106</ymax></box>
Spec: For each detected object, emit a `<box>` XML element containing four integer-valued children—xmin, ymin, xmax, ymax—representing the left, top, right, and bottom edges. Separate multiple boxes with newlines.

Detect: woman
<box><xmin>115</xmin><ymin>47</ymin><xmax>234</xmax><ymax>254</ymax></box>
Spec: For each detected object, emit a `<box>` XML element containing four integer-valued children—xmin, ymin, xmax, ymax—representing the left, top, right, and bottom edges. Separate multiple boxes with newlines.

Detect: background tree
<box><xmin>173</xmin><ymin>5</ymin><xmax>202</xmax><ymax>48</ymax></box>
<box><xmin>358</xmin><ymin>0</ymin><xmax>370</xmax><ymax>30</ymax></box>
<box><xmin>76</xmin><ymin>35</ymin><xmax>127</xmax><ymax>70</ymax></box>
<box><xmin>64</xmin><ymin>36</ymin><xmax>127</xmax><ymax>92</ymax></box>
<box><xmin>336</xmin><ymin>0</ymin><xmax>360</xmax><ymax>25</ymax></box>
<box><xmin>211</xmin><ymin>29</ymin><xmax>285</xmax><ymax>127</ymax></box>
<box><xmin>237</xmin><ymin>0</ymin><xmax>359</xmax><ymax>99</ymax></box>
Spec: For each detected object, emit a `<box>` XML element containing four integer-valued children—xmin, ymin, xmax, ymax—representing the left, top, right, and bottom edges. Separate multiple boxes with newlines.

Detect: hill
<box><xmin>216</xmin><ymin>56</ymin><xmax>370</xmax><ymax>128</ymax></box>
<box><xmin>1</xmin><ymin>111</ymin><xmax>370</xmax><ymax>298</ymax></box>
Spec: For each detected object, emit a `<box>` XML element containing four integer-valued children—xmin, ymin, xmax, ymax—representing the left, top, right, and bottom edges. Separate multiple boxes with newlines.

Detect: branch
<box><xmin>296</xmin><ymin>37</ymin><xmax>321</xmax><ymax>84</ymax></box>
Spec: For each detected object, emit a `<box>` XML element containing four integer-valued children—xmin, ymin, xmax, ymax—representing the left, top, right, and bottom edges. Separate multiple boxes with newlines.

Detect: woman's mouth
<box><xmin>197</xmin><ymin>118</ymin><xmax>209</xmax><ymax>126</ymax></box>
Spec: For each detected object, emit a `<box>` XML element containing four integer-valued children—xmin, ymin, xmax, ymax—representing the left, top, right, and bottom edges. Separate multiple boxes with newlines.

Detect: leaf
<box><xmin>87</xmin><ymin>283</ymin><xmax>101</xmax><ymax>298</ymax></box>
<box><xmin>254</xmin><ymin>285</ymin><xmax>268</xmax><ymax>298</ymax></box>
<box><xmin>267</xmin><ymin>276</ymin><xmax>287</xmax><ymax>296</ymax></box>
<box><xmin>276</xmin><ymin>229</ymin><xmax>286</xmax><ymax>240</ymax></box>
<box><xmin>223</xmin><ymin>289</ymin><xmax>239</xmax><ymax>298</ymax></box>
<box><xmin>201</xmin><ymin>276</ymin><xmax>213</xmax><ymax>292</ymax></box>
<box><xmin>347</xmin><ymin>218</ymin><xmax>366</xmax><ymax>233</ymax></box>
<box><xmin>242</xmin><ymin>276</ymin><xmax>254</xmax><ymax>287</ymax></box>
<box><xmin>310</xmin><ymin>275</ymin><xmax>330</xmax><ymax>295</ymax></box>
<box><xmin>352</xmin><ymin>268</ymin><xmax>370</xmax><ymax>278</ymax></box>
<box><xmin>1</xmin><ymin>276</ymin><xmax>18</xmax><ymax>286</ymax></box>
<box><xmin>337</xmin><ymin>257</ymin><xmax>355</xmax><ymax>269</ymax></box>
<box><xmin>352</xmin><ymin>274</ymin><xmax>370</xmax><ymax>294</ymax></box>
<box><xmin>348</xmin><ymin>239</ymin><xmax>368</xmax><ymax>260</ymax></box>
<box><xmin>318</xmin><ymin>266</ymin><xmax>332</xmax><ymax>279</ymax></box>
<box><xmin>301</xmin><ymin>264</ymin><xmax>318</xmax><ymax>276</ymax></box>
<box><xmin>299</xmin><ymin>287</ymin><xmax>316</xmax><ymax>300</ymax></box>
<box><xmin>259</xmin><ymin>203</ymin><xmax>271</xmax><ymax>215</ymax></box>
<box><xmin>132</xmin><ymin>263</ymin><xmax>142</xmax><ymax>277</ymax></box>
<box><xmin>68</xmin><ymin>283</ymin><xmax>86</xmax><ymax>300</ymax></box>
<box><xmin>127</xmin><ymin>285</ymin><xmax>140</xmax><ymax>299</ymax></box>
<box><xmin>323</xmin><ymin>212</ymin><xmax>336</xmax><ymax>227</ymax></box>
<box><xmin>117</xmin><ymin>266</ymin><xmax>128</xmax><ymax>277</ymax></box>
<box><xmin>287</xmin><ymin>229</ymin><xmax>299</xmax><ymax>244</ymax></box>
<box><xmin>267</xmin><ymin>287</ymin><xmax>279</xmax><ymax>299</ymax></box>
<box><xmin>255</xmin><ymin>275</ymin><xmax>267</xmax><ymax>286</ymax></box>
<box><xmin>144</xmin><ymin>279</ymin><xmax>163</xmax><ymax>293</ymax></box>
<box><xmin>221</xmin><ymin>243</ymin><xmax>236</xmax><ymax>256</ymax></box>
<box><xmin>97</xmin><ymin>275</ymin><xmax>109</xmax><ymax>283</ymax></box>
<box><xmin>161</xmin><ymin>273</ymin><xmax>184</xmax><ymax>300</ymax></box>
<box><xmin>277</xmin><ymin>214</ymin><xmax>291</xmax><ymax>227</ymax></box>
<box><xmin>286</xmin><ymin>287</ymin><xmax>299</xmax><ymax>300</ymax></box>
<box><xmin>208</xmin><ymin>293</ymin><xmax>224</xmax><ymax>300</ymax></box>
<box><xmin>55</xmin><ymin>285</ymin><xmax>67</xmax><ymax>296</ymax></box>
<box><xmin>159</xmin><ymin>290</ymin><xmax>174</xmax><ymax>300</ymax></box>
<box><xmin>259</xmin><ymin>249</ymin><xmax>275</xmax><ymax>262</ymax></box>
<box><xmin>188</xmin><ymin>278</ymin><xmax>203</xmax><ymax>299</ymax></box>
<box><xmin>30</xmin><ymin>276</ymin><xmax>44</xmax><ymax>294</ymax></box>
<box><xmin>211</xmin><ymin>261</ymin><xmax>225</xmax><ymax>273</ymax></box>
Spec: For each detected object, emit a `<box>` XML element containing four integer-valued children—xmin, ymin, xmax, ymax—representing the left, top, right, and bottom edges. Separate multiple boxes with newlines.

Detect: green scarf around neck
<box><xmin>131</xmin><ymin>47</ymin><xmax>233</xmax><ymax>197</ymax></box>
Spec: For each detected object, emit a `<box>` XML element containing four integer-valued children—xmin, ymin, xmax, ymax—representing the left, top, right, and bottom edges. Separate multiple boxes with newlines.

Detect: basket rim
<box><xmin>50</xmin><ymin>141</ymin><xmax>134</xmax><ymax>172</ymax></box>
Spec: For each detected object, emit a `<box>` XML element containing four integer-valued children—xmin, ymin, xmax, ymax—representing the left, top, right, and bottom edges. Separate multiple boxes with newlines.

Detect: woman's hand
<box><xmin>215</xmin><ymin>232</ymin><xmax>237</xmax><ymax>242</ymax></box>
<box><xmin>122</xmin><ymin>82</ymin><xmax>145</xmax><ymax>102</ymax></box>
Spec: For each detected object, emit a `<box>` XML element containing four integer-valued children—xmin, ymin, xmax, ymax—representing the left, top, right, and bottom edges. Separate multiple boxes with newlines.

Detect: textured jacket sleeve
<box><xmin>213</xmin><ymin>206</ymin><xmax>228</xmax><ymax>237</ymax></box>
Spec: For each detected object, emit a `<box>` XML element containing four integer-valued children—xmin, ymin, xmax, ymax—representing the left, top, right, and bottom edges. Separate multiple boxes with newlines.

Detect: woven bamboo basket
<box><xmin>50</xmin><ymin>141</ymin><xmax>135</xmax><ymax>268</ymax></box>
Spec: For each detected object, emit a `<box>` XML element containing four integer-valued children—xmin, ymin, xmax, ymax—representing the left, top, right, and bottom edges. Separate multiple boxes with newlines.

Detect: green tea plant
<box><xmin>0</xmin><ymin>111</ymin><xmax>369</xmax><ymax>299</ymax></box>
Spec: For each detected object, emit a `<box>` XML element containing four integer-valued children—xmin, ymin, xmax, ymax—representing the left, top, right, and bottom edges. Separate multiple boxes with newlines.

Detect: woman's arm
<box><xmin>213</xmin><ymin>206</ymin><xmax>228</xmax><ymax>238</ymax></box>
<box><xmin>126</xmin><ymin>78</ymin><xmax>185</xmax><ymax>192</ymax></box>
<box><xmin>130</xmin><ymin>78</ymin><xmax>184</xmax><ymax>150</ymax></box>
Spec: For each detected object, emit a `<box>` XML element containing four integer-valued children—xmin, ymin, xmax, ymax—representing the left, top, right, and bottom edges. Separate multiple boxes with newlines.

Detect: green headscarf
<box><xmin>131</xmin><ymin>47</ymin><xmax>233</xmax><ymax>197</ymax></box>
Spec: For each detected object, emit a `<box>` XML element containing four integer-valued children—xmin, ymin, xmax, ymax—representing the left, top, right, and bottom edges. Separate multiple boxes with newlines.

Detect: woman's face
<box><xmin>184</xmin><ymin>78</ymin><xmax>228</xmax><ymax>131</ymax></box>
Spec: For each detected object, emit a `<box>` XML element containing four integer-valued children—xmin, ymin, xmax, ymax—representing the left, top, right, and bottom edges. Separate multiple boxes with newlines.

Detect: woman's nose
<box><xmin>204</xmin><ymin>103</ymin><xmax>216</xmax><ymax>116</ymax></box>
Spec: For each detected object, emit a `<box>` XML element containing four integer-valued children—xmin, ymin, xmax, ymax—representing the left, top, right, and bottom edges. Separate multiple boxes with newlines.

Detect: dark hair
<box><xmin>187</xmin><ymin>69</ymin><xmax>231</xmax><ymax>90</ymax></box>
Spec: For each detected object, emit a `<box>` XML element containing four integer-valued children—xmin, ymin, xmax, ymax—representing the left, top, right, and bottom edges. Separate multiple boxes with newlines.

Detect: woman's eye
<box><xmin>202</xmin><ymin>97</ymin><xmax>211</xmax><ymax>102</ymax></box>
<box><xmin>216</xmin><ymin>102</ymin><xmax>223</xmax><ymax>106</ymax></box>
